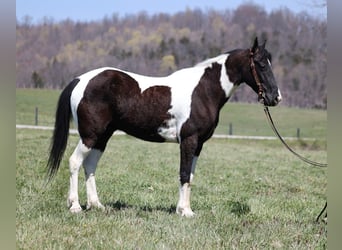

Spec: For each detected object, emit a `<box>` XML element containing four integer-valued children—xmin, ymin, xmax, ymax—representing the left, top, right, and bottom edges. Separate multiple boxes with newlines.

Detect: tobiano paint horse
<box><xmin>47</xmin><ymin>37</ymin><xmax>282</xmax><ymax>217</ymax></box>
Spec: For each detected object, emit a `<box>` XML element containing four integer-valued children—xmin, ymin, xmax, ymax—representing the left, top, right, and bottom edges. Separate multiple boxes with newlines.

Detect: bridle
<box><xmin>249</xmin><ymin>48</ymin><xmax>327</xmax><ymax>223</ymax></box>
<box><xmin>249</xmin><ymin>49</ymin><xmax>264</xmax><ymax>103</ymax></box>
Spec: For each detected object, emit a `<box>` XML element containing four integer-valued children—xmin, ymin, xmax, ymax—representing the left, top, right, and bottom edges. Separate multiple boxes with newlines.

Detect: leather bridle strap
<box><xmin>249</xmin><ymin>50</ymin><xmax>264</xmax><ymax>102</ymax></box>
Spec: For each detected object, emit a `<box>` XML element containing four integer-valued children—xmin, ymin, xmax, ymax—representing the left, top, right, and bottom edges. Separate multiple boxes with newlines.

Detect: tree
<box><xmin>31</xmin><ymin>71</ymin><xmax>44</xmax><ymax>88</ymax></box>
<box><xmin>159</xmin><ymin>55</ymin><xmax>176</xmax><ymax>75</ymax></box>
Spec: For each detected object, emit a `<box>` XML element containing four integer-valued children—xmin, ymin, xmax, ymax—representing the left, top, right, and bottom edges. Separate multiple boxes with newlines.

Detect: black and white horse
<box><xmin>47</xmin><ymin>37</ymin><xmax>281</xmax><ymax>217</ymax></box>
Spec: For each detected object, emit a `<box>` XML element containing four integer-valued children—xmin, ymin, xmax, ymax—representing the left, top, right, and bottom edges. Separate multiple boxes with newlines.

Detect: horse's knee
<box><xmin>69</xmin><ymin>154</ymin><xmax>81</xmax><ymax>173</ymax></box>
<box><xmin>180</xmin><ymin>171</ymin><xmax>191</xmax><ymax>185</ymax></box>
<box><xmin>83</xmin><ymin>149</ymin><xmax>103</xmax><ymax>177</ymax></box>
<box><xmin>69</xmin><ymin>141</ymin><xmax>91</xmax><ymax>173</ymax></box>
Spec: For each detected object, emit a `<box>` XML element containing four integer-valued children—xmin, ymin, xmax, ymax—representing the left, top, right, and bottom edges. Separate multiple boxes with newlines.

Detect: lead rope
<box><xmin>249</xmin><ymin>50</ymin><xmax>327</xmax><ymax>221</ymax></box>
<box><xmin>263</xmin><ymin>106</ymin><xmax>327</xmax><ymax>167</ymax></box>
<box><xmin>263</xmin><ymin>106</ymin><xmax>327</xmax><ymax>222</ymax></box>
<box><xmin>251</xmin><ymin>52</ymin><xmax>326</xmax><ymax>166</ymax></box>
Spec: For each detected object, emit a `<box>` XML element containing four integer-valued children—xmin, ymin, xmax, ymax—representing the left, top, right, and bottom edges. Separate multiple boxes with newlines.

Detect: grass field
<box><xmin>16</xmin><ymin>88</ymin><xmax>327</xmax><ymax>249</ymax></box>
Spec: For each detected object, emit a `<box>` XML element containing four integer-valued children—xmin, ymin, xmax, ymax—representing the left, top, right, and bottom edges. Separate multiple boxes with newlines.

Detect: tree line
<box><xmin>16</xmin><ymin>3</ymin><xmax>327</xmax><ymax>108</ymax></box>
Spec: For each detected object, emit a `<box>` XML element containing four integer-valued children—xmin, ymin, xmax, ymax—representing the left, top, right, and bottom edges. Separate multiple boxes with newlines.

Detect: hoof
<box><xmin>86</xmin><ymin>201</ymin><xmax>105</xmax><ymax>211</ymax></box>
<box><xmin>69</xmin><ymin>204</ymin><xmax>82</xmax><ymax>213</ymax></box>
<box><xmin>67</xmin><ymin>198</ymin><xmax>82</xmax><ymax>213</ymax></box>
<box><xmin>176</xmin><ymin>206</ymin><xmax>195</xmax><ymax>217</ymax></box>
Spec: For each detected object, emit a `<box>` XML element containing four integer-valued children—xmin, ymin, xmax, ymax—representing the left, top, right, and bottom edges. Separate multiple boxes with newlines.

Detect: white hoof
<box><xmin>69</xmin><ymin>204</ymin><xmax>82</xmax><ymax>213</ymax></box>
<box><xmin>68</xmin><ymin>198</ymin><xmax>82</xmax><ymax>213</ymax></box>
<box><xmin>176</xmin><ymin>206</ymin><xmax>195</xmax><ymax>217</ymax></box>
<box><xmin>86</xmin><ymin>201</ymin><xmax>105</xmax><ymax>211</ymax></box>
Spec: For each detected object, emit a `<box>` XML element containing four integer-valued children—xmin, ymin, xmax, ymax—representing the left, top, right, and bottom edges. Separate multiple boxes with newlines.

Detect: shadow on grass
<box><xmin>227</xmin><ymin>201</ymin><xmax>251</xmax><ymax>217</ymax></box>
<box><xmin>105</xmin><ymin>200</ymin><xmax>176</xmax><ymax>215</ymax></box>
<box><xmin>104</xmin><ymin>200</ymin><xmax>251</xmax><ymax>217</ymax></box>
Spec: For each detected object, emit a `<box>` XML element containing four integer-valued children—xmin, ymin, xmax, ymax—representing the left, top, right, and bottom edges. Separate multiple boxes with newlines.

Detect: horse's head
<box><xmin>243</xmin><ymin>37</ymin><xmax>282</xmax><ymax>106</ymax></box>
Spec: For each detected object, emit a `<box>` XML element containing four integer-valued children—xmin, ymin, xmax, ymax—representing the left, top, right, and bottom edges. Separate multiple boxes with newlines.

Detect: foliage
<box><xmin>16</xmin><ymin>3</ymin><xmax>327</xmax><ymax>108</ymax></box>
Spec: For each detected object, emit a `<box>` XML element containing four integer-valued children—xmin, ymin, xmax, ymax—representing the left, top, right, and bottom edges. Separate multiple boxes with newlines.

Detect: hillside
<box><xmin>16</xmin><ymin>3</ymin><xmax>327</xmax><ymax>108</ymax></box>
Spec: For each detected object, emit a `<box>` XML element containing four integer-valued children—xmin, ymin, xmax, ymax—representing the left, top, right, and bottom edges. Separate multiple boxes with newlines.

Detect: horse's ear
<box><xmin>251</xmin><ymin>37</ymin><xmax>259</xmax><ymax>53</ymax></box>
<box><xmin>262</xmin><ymin>39</ymin><xmax>267</xmax><ymax>49</ymax></box>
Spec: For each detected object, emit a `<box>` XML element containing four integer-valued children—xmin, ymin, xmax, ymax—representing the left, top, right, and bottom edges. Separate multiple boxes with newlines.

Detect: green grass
<box><xmin>16</xmin><ymin>88</ymin><xmax>327</xmax><ymax>138</ymax></box>
<box><xmin>16</xmin><ymin>128</ymin><xmax>327</xmax><ymax>249</ymax></box>
<box><xmin>16</xmin><ymin>89</ymin><xmax>60</xmax><ymax>127</ymax></box>
<box><xmin>16</xmin><ymin>88</ymin><xmax>327</xmax><ymax>248</ymax></box>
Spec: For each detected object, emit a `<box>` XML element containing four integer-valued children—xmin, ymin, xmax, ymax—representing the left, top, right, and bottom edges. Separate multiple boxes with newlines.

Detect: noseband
<box><xmin>249</xmin><ymin>49</ymin><xmax>264</xmax><ymax>103</ymax></box>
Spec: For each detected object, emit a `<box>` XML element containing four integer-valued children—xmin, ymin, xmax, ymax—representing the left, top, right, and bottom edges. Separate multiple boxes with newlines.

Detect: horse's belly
<box><xmin>157</xmin><ymin>117</ymin><xmax>178</xmax><ymax>142</ymax></box>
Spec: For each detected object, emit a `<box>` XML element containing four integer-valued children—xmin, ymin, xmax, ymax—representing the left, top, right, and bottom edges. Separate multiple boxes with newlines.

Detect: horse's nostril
<box><xmin>277</xmin><ymin>90</ymin><xmax>282</xmax><ymax>103</ymax></box>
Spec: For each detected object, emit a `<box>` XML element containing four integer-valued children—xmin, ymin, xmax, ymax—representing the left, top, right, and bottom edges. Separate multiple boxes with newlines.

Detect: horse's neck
<box><xmin>194</xmin><ymin>54</ymin><xmax>237</xmax><ymax>101</ymax></box>
<box><xmin>192</xmin><ymin>62</ymin><xmax>237</xmax><ymax>110</ymax></box>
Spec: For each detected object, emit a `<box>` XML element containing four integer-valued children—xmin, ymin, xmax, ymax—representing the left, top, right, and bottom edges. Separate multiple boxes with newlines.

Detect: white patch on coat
<box><xmin>266</xmin><ymin>59</ymin><xmax>282</xmax><ymax>103</ymax></box>
<box><xmin>219</xmin><ymin>61</ymin><xmax>236</xmax><ymax>98</ymax></box>
<box><xmin>157</xmin><ymin>116</ymin><xmax>178</xmax><ymax>142</ymax></box>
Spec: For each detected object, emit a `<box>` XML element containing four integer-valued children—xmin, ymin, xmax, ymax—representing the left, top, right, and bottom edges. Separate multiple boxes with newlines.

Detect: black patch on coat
<box><xmin>77</xmin><ymin>69</ymin><xmax>172</xmax><ymax>150</ymax></box>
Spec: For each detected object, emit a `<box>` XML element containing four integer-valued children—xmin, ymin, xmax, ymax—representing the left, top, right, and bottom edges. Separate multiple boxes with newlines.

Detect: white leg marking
<box><xmin>83</xmin><ymin>149</ymin><xmax>105</xmax><ymax>210</ymax></box>
<box><xmin>176</xmin><ymin>183</ymin><xmax>195</xmax><ymax>217</ymax></box>
<box><xmin>190</xmin><ymin>156</ymin><xmax>198</xmax><ymax>183</ymax></box>
<box><xmin>68</xmin><ymin>140</ymin><xmax>91</xmax><ymax>213</ymax></box>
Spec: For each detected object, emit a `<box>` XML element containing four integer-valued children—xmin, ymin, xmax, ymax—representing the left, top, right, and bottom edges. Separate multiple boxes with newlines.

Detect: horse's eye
<box><xmin>258</xmin><ymin>62</ymin><xmax>266</xmax><ymax>68</ymax></box>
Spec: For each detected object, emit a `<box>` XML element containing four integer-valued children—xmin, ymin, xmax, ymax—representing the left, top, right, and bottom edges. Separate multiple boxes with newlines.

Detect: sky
<box><xmin>16</xmin><ymin>0</ymin><xmax>326</xmax><ymax>23</ymax></box>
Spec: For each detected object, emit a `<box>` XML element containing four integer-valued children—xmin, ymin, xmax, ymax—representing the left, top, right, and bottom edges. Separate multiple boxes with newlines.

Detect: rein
<box><xmin>249</xmin><ymin>50</ymin><xmax>327</xmax><ymax>222</ymax></box>
<box><xmin>263</xmin><ymin>106</ymin><xmax>327</xmax><ymax>168</ymax></box>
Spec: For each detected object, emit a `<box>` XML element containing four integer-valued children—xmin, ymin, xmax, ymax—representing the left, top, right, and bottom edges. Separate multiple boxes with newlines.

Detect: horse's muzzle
<box><xmin>262</xmin><ymin>91</ymin><xmax>282</xmax><ymax>106</ymax></box>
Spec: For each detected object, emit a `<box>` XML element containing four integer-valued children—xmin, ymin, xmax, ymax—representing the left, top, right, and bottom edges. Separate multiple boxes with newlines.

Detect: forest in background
<box><xmin>16</xmin><ymin>3</ymin><xmax>327</xmax><ymax>108</ymax></box>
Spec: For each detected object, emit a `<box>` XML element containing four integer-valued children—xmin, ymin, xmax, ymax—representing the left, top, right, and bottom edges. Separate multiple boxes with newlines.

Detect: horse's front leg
<box><xmin>67</xmin><ymin>140</ymin><xmax>91</xmax><ymax>213</ymax></box>
<box><xmin>176</xmin><ymin>135</ymin><xmax>199</xmax><ymax>217</ymax></box>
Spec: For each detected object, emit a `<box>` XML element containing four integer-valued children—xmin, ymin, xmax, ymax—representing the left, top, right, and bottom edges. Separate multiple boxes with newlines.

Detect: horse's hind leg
<box><xmin>68</xmin><ymin>140</ymin><xmax>91</xmax><ymax>213</ymax></box>
<box><xmin>83</xmin><ymin>149</ymin><xmax>105</xmax><ymax>210</ymax></box>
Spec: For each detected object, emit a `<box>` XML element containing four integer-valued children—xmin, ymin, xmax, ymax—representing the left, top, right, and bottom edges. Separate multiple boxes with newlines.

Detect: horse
<box><xmin>47</xmin><ymin>37</ymin><xmax>282</xmax><ymax>217</ymax></box>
